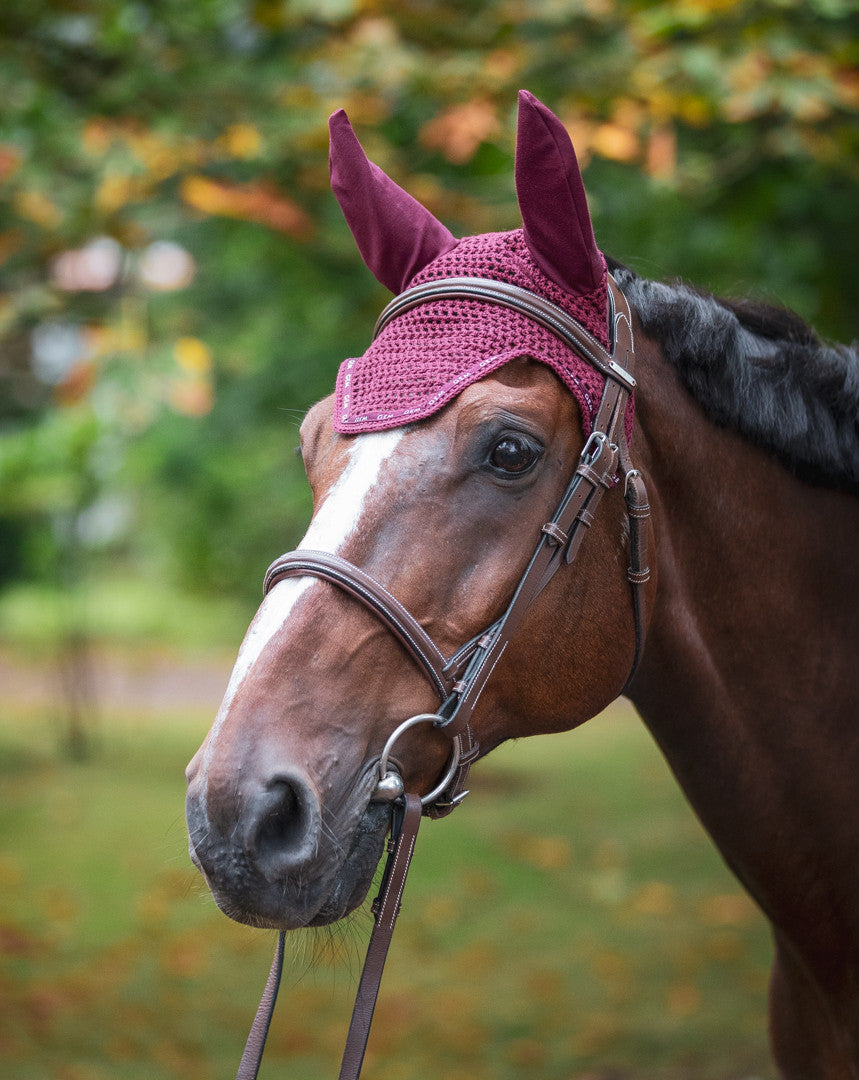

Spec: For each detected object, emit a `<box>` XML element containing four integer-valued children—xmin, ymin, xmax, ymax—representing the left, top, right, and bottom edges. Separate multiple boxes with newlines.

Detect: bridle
<box><xmin>236</xmin><ymin>274</ymin><xmax>651</xmax><ymax>1080</ymax></box>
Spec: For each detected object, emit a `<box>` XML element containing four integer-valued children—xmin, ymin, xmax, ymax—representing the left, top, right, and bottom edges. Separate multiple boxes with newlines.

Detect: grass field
<box><xmin>0</xmin><ymin>666</ymin><xmax>776</xmax><ymax>1080</ymax></box>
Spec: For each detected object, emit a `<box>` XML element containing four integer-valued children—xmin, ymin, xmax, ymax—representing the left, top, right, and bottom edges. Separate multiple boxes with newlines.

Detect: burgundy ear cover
<box><xmin>515</xmin><ymin>90</ymin><xmax>604</xmax><ymax>296</ymax></box>
<box><xmin>329</xmin><ymin>109</ymin><xmax>459</xmax><ymax>294</ymax></box>
<box><xmin>329</xmin><ymin>93</ymin><xmax>619</xmax><ymax>440</ymax></box>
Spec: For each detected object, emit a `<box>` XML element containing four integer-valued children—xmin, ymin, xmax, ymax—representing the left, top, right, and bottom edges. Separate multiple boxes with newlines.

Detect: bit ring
<box><xmin>372</xmin><ymin>713</ymin><xmax>462</xmax><ymax>807</ymax></box>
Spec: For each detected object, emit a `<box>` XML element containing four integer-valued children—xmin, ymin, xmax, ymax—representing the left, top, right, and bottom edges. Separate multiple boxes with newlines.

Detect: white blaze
<box><xmin>199</xmin><ymin>428</ymin><xmax>405</xmax><ymax>785</ymax></box>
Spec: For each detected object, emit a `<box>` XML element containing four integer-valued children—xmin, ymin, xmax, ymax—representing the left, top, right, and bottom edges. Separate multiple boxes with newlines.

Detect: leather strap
<box><xmin>236</xmin><ymin>931</ymin><xmax>285</xmax><ymax>1080</ymax></box>
<box><xmin>237</xmin><ymin>796</ymin><xmax>422</xmax><ymax>1080</ymax></box>
<box><xmin>337</xmin><ymin>794</ymin><xmax>421</xmax><ymax>1079</ymax></box>
<box><xmin>621</xmin><ymin>466</ymin><xmax>651</xmax><ymax>690</ymax></box>
<box><xmin>432</xmin><ymin>276</ymin><xmax>641</xmax><ymax>740</ymax></box>
<box><xmin>264</xmin><ymin>550</ymin><xmax>455</xmax><ymax>700</ymax></box>
<box><xmin>374</xmin><ymin>276</ymin><xmax>636</xmax><ymax>392</ymax></box>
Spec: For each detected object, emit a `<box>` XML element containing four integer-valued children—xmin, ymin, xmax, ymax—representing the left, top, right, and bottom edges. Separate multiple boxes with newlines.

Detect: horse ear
<box><xmin>515</xmin><ymin>90</ymin><xmax>604</xmax><ymax>296</ymax></box>
<box><xmin>329</xmin><ymin>109</ymin><xmax>458</xmax><ymax>294</ymax></box>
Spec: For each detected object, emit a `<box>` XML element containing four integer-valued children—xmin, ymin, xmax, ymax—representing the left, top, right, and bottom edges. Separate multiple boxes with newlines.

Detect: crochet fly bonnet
<box><xmin>330</xmin><ymin>90</ymin><xmax>631</xmax><ymax>441</ymax></box>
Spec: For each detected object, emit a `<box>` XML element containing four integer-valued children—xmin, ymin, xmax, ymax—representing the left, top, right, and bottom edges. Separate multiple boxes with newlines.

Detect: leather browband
<box><xmin>373</xmin><ymin>275</ymin><xmax>637</xmax><ymax>392</ymax></box>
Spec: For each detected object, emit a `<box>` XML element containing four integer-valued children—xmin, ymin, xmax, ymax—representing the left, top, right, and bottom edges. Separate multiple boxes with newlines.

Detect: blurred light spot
<box><xmin>50</xmin><ymin>14</ymin><xmax>97</xmax><ymax>45</ymax></box>
<box><xmin>0</xmin><ymin>852</ymin><xmax>23</xmax><ymax>888</ymax></box>
<box><xmin>462</xmin><ymin>867</ymin><xmax>496</xmax><ymax>899</ymax></box>
<box><xmin>139</xmin><ymin>241</ymin><xmax>196</xmax><ymax>291</ymax></box>
<box><xmin>525</xmin><ymin>967</ymin><xmax>564</xmax><ymax>1002</ymax></box>
<box><xmin>646</xmin><ymin>125</ymin><xmax>677</xmax><ymax>179</ymax></box>
<box><xmin>31</xmin><ymin>321</ymin><xmax>89</xmax><ymax>384</ymax></box>
<box><xmin>591</xmin><ymin>948</ymin><xmax>632</xmax><ymax>988</ymax></box>
<box><xmin>76</xmin><ymin>496</ymin><xmax>133</xmax><ymax>548</ymax></box>
<box><xmin>159</xmin><ymin>936</ymin><xmax>209</xmax><ymax>978</ymax></box>
<box><xmin>95</xmin><ymin>172</ymin><xmax>139</xmax><ymax>213</ymax></box>
<box><xmin>51</xmin><ymin>237</ymin><xmax>122</xmax><ymax>292</ymax></box>
<box><xmin>421</xmin><ymin>893</ymin><xmax>458</xmax><ymax>928</ymax></box>
<box><xmin>180</xmin><ymin>175</ymin><xmax>313</xmax><ymax>238</ymax></box>
<box><xmin>225</xmin><ymin>15</ymin><xmax>263</xmax><ymax>53</ymax></box>
<box><xmin>168</xmin><ymin>378</ymin><xmax>214</xmax><ymax>417</ymax></box>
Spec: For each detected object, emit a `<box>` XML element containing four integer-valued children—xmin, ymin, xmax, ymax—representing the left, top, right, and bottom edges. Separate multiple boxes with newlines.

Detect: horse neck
<box><xmin>625</xmin><ymin>337</ymin><xmax>859</xmax><ymax>957</ymax></box>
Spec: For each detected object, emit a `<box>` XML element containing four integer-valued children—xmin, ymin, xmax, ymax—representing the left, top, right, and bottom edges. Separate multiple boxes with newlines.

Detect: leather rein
<box><xmin>236</xmin><ymin>274</ymin><xmax>651</xmax><ymax>1080</ymax></box>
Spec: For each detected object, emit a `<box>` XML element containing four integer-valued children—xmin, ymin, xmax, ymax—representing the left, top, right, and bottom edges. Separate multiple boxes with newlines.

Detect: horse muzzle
<box><xmin>185</xmin><ymin>756</ymin><xmax>389</xmax><ymax>929</ymax></box>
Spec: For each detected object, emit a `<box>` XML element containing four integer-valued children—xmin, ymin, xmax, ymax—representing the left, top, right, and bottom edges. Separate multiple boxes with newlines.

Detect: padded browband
<box><xmin>373</xmin><ymin>275</ymin><xmax>636</xmax><ymax>392</ymax></box>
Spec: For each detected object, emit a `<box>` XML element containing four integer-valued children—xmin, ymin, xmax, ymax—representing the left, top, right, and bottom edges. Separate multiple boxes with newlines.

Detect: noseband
<box><xmin>238</xmin><ymin>274</ymin><xmax>651</xmax><ymax>1080</ymax></box>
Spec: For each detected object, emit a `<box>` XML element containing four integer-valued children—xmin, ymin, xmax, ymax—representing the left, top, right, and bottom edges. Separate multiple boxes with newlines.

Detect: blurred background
<box><xmin>0</xmin><ymin>1</ymin><xmax>855</xmax><ymax>1077</ymax></box>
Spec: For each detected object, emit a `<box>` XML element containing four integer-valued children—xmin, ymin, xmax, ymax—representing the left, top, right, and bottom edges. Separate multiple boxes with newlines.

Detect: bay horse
<box><xmin>186</xmin><ymin>91</ymin><xmax>859</xmax><ymax>1078</ymax></box>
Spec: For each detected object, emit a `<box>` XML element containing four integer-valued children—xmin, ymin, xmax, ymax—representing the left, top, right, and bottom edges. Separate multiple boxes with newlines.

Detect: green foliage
<box><xmin>0</xmin><ymin>697</ymin><xmax>776</xmax><ymax>1078</ymax></box>
<box><xmin>0</xmin><ymin>0</ymin><xmax>856</xmax><ymax>604</ymax></box>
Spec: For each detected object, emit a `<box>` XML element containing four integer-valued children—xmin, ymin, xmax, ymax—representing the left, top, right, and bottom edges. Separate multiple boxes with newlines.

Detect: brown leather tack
<box><xmin>240</xmin><ymin>274</ymin><xmax>652</xmax><ymax>1080</ymax></box>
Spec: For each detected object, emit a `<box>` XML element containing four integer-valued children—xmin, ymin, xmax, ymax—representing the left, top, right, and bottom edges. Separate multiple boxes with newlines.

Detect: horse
<box><xmin>185</xmin><ymin>91</ymin><xmax>859</xmax><ymax>1078</ymax></box>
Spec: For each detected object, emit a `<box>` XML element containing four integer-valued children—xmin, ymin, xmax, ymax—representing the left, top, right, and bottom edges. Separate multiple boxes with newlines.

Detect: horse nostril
<box><xmin>249</xmin><ymin>773</ymin><xmax>319</xmax><ymax>877</ymax></box>
<box><xmin>257</xmin><ymin>780</ymin><xmax>303</xmax><ymax>850</ymax></box>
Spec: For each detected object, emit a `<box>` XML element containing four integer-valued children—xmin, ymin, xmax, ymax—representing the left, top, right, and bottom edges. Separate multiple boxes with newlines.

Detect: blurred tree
<box><xmin>0</xmin><ymin>0</ymin><xmax>856</xmax><ymax>619</ymax></box>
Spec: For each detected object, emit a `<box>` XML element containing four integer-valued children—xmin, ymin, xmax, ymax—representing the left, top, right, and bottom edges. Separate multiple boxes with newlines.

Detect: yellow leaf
<box><xmin>82</xmin><ymin>118</ymin><xmax>115</xmax><ymax>155</ymax></box>
<box><xmin>835</xmin><ymin>68</ymin><xmax>859</xmax><ymax>109</ymax></box>
<box><xmin>0</xmin><ymin>228</ymin><xmax>23</xmax><ymax>266</ymax></box>
<box><xmin>95</xmin><ymin>173</ymin><xmax>141</xmax><ymax>214</ymax></box>
<box><xmin>126</xmin><ymin>130</ymin><xmax>180</xmax><ymax>180</ymax></box>
<box><xmin>13</xmin><ymin>189</ymin><xmax>63</xmax><ymax>229</ymax></box>
<box><xmin>180</xmin><ymin>175</ymin><xmax>313</xmax><ymax>238</ymax></box>
<box><xmin>646</xmin><ymin>125</ymin><xmax>676</xmax><ymax>179</ymax></box>
<box><xmin>419</xmin><ymin>100</ymin><xmax>500</xmax><ymax>165</ymax></box>
<box><xmin>0</xmin><ymin>144</ymin><xmax>21</xmax><ymax>182</ymax></box>
<box><xmin>590</xmin><ymin>122</ymin><xmax>639</xmax><ymax>163</ymax></box>
<box><xmin>220</xmin><ymin>123</ymin><xmax>263</xmax><ymax>160</ymax></box>
<box><xmin>174</xmin><ymin>336</ymin><xmax>212</xmax><ymax>374</ymax></box>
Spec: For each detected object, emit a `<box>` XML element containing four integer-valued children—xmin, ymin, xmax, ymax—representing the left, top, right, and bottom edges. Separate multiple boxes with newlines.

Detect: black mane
<box><xmin>608</xmin><ymin>260</ymin><xmax>859</xmax><ymax>495</ymax></box>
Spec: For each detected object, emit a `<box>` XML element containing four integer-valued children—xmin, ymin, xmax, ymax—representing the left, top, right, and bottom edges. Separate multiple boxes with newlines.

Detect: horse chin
<box><xmin>190</xmin><ymin>799</ymin><xmax>391</xmax><ymax>932</ymax></box>
<box><xmin>305</xmin><ymin>801</ymin><xmax>392</xmax><ymax>926</ymax></box>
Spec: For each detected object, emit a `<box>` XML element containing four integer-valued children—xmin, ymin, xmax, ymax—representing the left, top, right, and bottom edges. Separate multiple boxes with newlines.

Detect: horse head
<box><xmin>185</xmin><ymin>92</ymin><xmax>649</xmax><ymax>931</ymax></box>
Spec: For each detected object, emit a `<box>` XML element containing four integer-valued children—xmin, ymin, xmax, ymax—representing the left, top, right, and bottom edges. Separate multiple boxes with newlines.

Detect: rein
<box><xmin>237</xmin><ymin>274</ymin><xmax>650</xmax><ymax>1079</ymax></box>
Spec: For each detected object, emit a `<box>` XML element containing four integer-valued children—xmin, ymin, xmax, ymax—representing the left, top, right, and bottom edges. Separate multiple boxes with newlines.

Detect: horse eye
<box><xmin>489</xmin><ymin>434</ymin><xmax>541</xmax><ymax>475</ymax></box>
